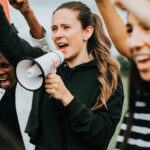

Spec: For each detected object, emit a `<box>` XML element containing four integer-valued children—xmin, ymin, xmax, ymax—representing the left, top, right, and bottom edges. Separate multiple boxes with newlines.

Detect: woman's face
<box><xmin>51</xmin><ymin>8</ymin><xmax>89</xmax><ymax>65</ymax></box>
<box><xmin>127</xmin><ymin>13</ymin><xmax>150</xmax><ymax>81</ymax></box>
<box><xmin>0</xmin><ymin>53</ymin><xmax>16</xmax><ymax>90</ymax></box>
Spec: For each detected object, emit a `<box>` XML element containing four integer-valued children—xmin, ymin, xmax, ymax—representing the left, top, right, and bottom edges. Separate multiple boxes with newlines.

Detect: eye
<box><xmin>139</xmin><ymin>22</ymin><xmax>150</xmax><ymax>31</ymax></box>
<box><xmin>64</xmin><ymin>26</ymin><xmax>70</xmax><ymax>29</ymax></box>
<box><xmin>51</xmin><ymin>27</ymin><xmax>57</xmax><ymax>31</ymax></box>
<box><xmin>143</xmin><ymin>26</ymin><xmax>150</xmax><ymax>31</ymax></box>
<box><xmin>126</xmin><ymin>23</ymin><xmax>133</xmax><ymax>33</ymax></box>
<box><xmin>0</xmin><ymin>64</ymin><xmax>10</xmax><ymax>68</ymax></box>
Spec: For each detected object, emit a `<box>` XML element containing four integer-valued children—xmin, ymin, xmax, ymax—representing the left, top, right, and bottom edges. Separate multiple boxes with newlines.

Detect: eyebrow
<box><xmin>51</xmin><ymin>23</ymin><xmax>71</xmax><ymax>27</ymax></box>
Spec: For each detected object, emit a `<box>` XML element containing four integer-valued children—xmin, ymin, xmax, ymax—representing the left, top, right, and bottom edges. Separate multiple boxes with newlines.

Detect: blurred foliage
<box><xmin>116</xmin><ymin>55</ymin><xmax>131</xmax><ymax>77</ymax></box>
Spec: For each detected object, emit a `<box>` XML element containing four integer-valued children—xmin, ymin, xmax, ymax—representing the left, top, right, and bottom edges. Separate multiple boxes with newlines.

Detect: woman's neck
<box><xmin>66</xmin><ymin>53</ymin><xmax>93</xmax><ymax>68</ymax></box>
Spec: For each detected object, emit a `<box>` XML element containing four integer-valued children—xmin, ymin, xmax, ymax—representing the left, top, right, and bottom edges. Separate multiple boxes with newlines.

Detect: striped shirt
<box><xmin>115</xmin><ymin>100</ymin><xmax>150</xmax><ymax>150</ymax></box>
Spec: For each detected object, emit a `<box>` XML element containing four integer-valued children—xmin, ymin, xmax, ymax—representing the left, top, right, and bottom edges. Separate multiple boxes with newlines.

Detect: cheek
<box><xmin>52</xmin><ymin>34</ymin><xmax>55</xmax><ymax>42</ymax></box>
<box><xmin>8</xmin><ymin>68</ymin><xmax>16</xmax><ymax>81</ymax></box>
<box><xmin>126</xmin><ymin>37</ymin><xmax>133</xmax><ymax>55</ymax></box>
<box><xmin>70</xmin><ymin>34</ymin><xmax>84</xmax><ymax>47</ymax></box>
<box><xmin>126</xmin><ymin>37</ymin><xmax>130</xmax><ymax>48</ymax></box>
<box><xmin>69</xmin><ymin>29</ymin><xmax>83</xmax><ymax>39</ymax></box>
<box><xmin>52</xmin><ymin>35</ymin><xmax>58</xmax><ymax>48</ymax></box>
<box><xmin>145</xmin><ymin>35</ymin><xmax>150</xmax><ymax>44</ymax></box>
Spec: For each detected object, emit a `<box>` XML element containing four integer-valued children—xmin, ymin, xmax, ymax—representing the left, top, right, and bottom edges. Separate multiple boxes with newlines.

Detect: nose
<box><xmin>54</xmin><ymin>28</ymin><xmax>64</xmax><ymax>39</ymax></box>
<box><xmin>127</xmin><ymin>28</ymin><xmax>145</xmax><ymax>51</ymax></box>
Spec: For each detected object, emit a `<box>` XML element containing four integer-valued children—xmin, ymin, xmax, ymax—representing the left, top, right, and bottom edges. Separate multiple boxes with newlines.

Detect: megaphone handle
<box><xmin>51</xmin><ymin>69</ymin><xmax>56</xmax><ymax>74</ymax></box>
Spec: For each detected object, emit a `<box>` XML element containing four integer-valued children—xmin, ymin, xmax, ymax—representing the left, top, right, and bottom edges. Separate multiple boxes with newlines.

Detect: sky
<box><xmin>8</xmin><ymin>0</ymin><xmax>127</xmax><ymax>57</ymax></box>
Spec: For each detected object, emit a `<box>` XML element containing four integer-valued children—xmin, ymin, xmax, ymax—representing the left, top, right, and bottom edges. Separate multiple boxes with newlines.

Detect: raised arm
<box><xmin>8</xmin><ymin>0</ymin><xmax>50</xmax><ymax>52</ymax></box>
<box><xmin>8</xmin><ymin>0</ymin><xmax>44</xmax><ymax>39</ymax></box>
<box><xmin>0</xmin><ymin>4</ymin><xmax>46</xmax><ymax>67</ymax></box>
<box><xmin>113</xmin><ymin>0</ymin><xmax>150</xmax><ymax>27</ymax></box>
<box><xmin>95</xmin><ymin>0</ymin><xmax>131</xmax><ymax>59</ymax></box>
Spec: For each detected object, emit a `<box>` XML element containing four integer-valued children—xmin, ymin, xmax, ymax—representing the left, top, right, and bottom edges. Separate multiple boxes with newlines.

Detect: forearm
<box><xmin>0</xmin><ymin>5</ymin><xmax>45</xmax><ymax>67</ymax></box>
<box><xmin>64</xmin><ymin>77</ymin><xmax>124</xmax><ymax>147</ymax></box>
<box><xmin>8</xmin><ymin>0</ymin><xmax>44</xmax><ymax>39</ymax></box>
<box><xmin>95</xmin><ymin>0</ymin><xmax>131</xmax><ymax>58</ymax></box>
<box><xmin>22</xmin><ymin>9</ymin><xmax>44</xmax><ymax>39</ymax></box>
<box><xmin>120</xmin><ymin>0</ymin><xmax>150</xmax><ymax>27</ymax></box>
<box><xmin>30</xmin><ymin>27</ymin><xmax>50</xmax><ymax>52</ymax></box>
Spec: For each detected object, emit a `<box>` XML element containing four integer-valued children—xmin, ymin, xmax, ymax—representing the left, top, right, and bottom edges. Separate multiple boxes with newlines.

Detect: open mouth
<box><xmin>135</xmin><ymin>55</ymin><xmax>150</xmax><ymax>62</ymax></box>
<box><xmin>134</xmin><ymin>55</ymin><xmax>150</xmax><ymax>71</ymax></box>
<box><xmin>0</xmin><ymin>78</ymin><xmax>9</xmax><ymax>88</ymax></box>
<box><xmin>57</xmin><ymin>43</ymin><xmax>69</xmax><ymax>52</ymax></box>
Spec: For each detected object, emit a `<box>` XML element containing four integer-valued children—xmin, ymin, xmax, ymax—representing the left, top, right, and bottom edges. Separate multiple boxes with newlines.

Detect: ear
<box><xmin>83</xmin><ymin>25</ymin><xmax>94</xmax><ymax>41</ymax></box>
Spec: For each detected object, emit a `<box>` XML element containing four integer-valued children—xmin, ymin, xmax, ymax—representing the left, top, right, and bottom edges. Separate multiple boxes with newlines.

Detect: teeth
<box><xmin>58</xmin><ymin>43</ymin><xmax>65</xmax><ymax>46</ymax></box>
<box><xmin>135</xmin><ymin>55</ymin><xmax>150</xmax><ymax>61</ymax></box>
<box><xmin>58</xmin><ymin>43</ymin><xmax>68</xmax><ymax>47</ymax></box>
<box><xmin>0</xmin><ymin>78</ymin><xmax>7</xmax><ymax>81</ymax></box>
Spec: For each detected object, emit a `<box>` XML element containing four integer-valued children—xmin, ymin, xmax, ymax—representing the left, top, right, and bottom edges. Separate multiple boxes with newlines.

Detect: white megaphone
<box><xmin>16</xmin><ymin>50</ymin><xmax>64</xmax><ymax>91</ymax></box>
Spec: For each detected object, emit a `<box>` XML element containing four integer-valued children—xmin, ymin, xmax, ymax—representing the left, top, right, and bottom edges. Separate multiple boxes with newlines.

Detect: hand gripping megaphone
<box><xmin>16</xmin><ymin>50</ymin><xmax>64</xmax><ymax>91</ymax></box>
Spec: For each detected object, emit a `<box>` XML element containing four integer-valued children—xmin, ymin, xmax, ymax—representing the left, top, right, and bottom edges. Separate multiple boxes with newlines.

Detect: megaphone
<box><xmin>16</xmin><ymin>50</ymin><xmax>64</xmax><ymax>91</ymax></box>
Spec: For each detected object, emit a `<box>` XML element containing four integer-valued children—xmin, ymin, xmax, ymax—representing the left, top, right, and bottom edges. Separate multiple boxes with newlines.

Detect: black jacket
<box><xmin>0</xmin><ymin>5</ymin><xmax>124</xmax><ymax>150</ymax></box>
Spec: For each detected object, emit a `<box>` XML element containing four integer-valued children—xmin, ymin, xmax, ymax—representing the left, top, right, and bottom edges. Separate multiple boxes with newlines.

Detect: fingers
<box><xmin>45</xmin><ymin>78</ymin><xmax>58</xmax><ymax>85</ymax></box>
<box><xmin>45</xmin><ymin>83</ymin><xmax>58</xmax><ymax>90</ymax></box>
<box><xmin>45</xmin><ymin>73</ymin><xmax>60</xmax><ymax>95</ymax></box>
<box><xmin>46</xmin><ymin>73</ymin><xmax>58</xmax><ymax>79</ymax></box>
<box><xmin>45</xmin><ymin>82</ymin><xmax>58</xmax><ymax>95</ymax></box>
<box><xmin>8</xmin><ymin>0</ymin><xmax>23</xmax><ymax>8</ymax></box>
<box><xmin>45</xmin><ymin>73</ymin><xmax>59</xmax><ymax>84</ymax></box>
<box><xmin>45</xmin><ymin>73</ymin><xmax>61</xmax><ymax>83</ymax></box>
<box><xmin>8</xmin><ymin>0</ymin><xmax>15</xmax><ymax>5</ymax></box>
<box><xmin>46</xmin><ymin>88</ymin><xmax>56</xmax><ymax>95</ymax></box>
<box><xmin>44</xmin><ymin>74</ymin><xmax>71</xmax><ymax>102</ymax></box>
<box><xmin>9</xmin><ymin>0</ymin><xmax>23</xmax><ymax>4</ymax></box>
<box><xmin>16</xmin><ymin>0</ymin><xmax>24</xmax><ymax>2</ymax></box>
<box><xmin>8</xmin><ymin>0</ymin><xmax>15</xmax><ymax>3</ymax></box>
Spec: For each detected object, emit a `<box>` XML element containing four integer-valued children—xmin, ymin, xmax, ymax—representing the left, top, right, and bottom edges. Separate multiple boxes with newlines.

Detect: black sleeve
<box><xmin>0</xmin><ymin>4</ymin><xmax>46</xmax><ymax>67</ymax></box>
<box><xmin>64</xmin><ymin>77</ymin><xmax>124</xmax><ymax>147</ymax></box>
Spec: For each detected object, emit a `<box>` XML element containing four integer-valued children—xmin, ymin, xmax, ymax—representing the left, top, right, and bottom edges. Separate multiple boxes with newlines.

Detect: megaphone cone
<box><xmin>16</xmin><ymin>50</ymin><xmax>64</xmax><ymax>91</ymax></box>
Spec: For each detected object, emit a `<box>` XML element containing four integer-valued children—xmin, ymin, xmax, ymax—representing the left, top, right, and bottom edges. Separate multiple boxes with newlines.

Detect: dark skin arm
<box><xmin>0</xmin><ymin>4</ymin><xmax>45</xmax><ymax>67</ymax></box>
<box><xmin>8</xmin><ymin>0</ymin><xmax>44</xmax><ymax>39</ymax></box>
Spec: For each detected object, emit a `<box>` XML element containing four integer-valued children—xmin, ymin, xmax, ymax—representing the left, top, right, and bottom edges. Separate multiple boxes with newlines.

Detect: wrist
<box><xmin>95</xmin><ymin>0</ymin><xmax>112</xmax><ymax>8</ymax></box>
<box><xmin>61</xmin><ymin>92</ymin><xmax>74</xmax><ymax>106</ymax></box>
<box><xmin>22</xmin><ymin>8</ymin><xmax>33</xmax><ymax>17</ymax></box>
<box><xmin>95</xmin><ymin>0</ymin><xmax>104</xmax><ymax>4</ymax></box>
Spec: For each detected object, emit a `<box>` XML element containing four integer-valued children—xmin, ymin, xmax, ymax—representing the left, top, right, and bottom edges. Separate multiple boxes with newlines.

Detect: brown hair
<box><xmin>54</xmin><ymin>1</ymin><xmax>120</xmax><ymax>110</ymax></box>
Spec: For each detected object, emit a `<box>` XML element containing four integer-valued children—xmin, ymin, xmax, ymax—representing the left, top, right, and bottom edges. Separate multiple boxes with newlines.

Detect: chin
<box><xmin>64</xmin><ymin>55</ymin><xmax>73</xmax><ymax>61</ymax></box>
<box><xmin>140</xmin><ymin>71</ymin><xmax>150</xmax><ymax>82</ymax></box>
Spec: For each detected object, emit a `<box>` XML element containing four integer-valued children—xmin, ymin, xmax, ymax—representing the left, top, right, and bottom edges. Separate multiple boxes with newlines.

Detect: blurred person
<box><xmin>0</xmin><ymin>1</ymin><xmax>124</xmax><ymax>150</ymax></box>
<box><xmin>7</xmin><ymin>1</ymin><xmax>50</xmax><ymax>148</ymax></box>
<box><xmin>0</xmin><ymin>51</ymin><xmax>25</xmax><ymax>150</ymax></box>
<box><xmin>0</xmin><ymin>123</ymin><xmax>24</xmax><ymax>150</ymax></box>
<box><xmin>95</xmin><ymin>0</ymin><xmax>150</xmax><ymax>149</ymax></box>
<box><xmin>0</xmin><ymin>1</ymin><xmax>50</xmax><ymax>149</ymax></box>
